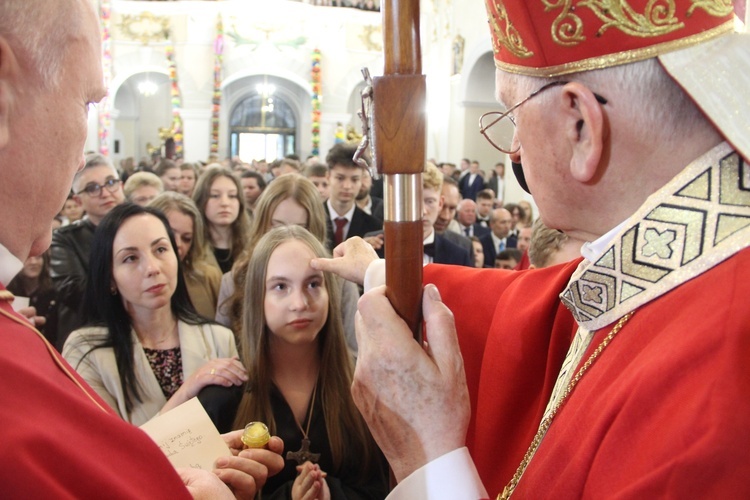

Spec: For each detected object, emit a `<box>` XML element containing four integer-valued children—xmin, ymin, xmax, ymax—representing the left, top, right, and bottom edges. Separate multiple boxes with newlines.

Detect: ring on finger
<box><xmin>210</xmin><ymin>368</ymin><xmax>216</xmax><ymax>375</ymax></box>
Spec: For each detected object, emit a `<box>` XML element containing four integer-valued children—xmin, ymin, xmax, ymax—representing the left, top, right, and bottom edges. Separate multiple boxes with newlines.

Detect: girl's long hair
<box><xmin>192</xmin><ymin>166</ymin><xmax>251</xmax><ymax>267</ymax></box>
<box><xmin>232</xmin><ymin>225</ymin><xmax>379</xmax><ymax>483</ymax></box>
<box><xmin>148</xmin><ymin>191</ymin><xmax>219</xmax><ymax>277</ymax></box>
<box><xmin>80</xmin><ymin>203</ymin><xmax>209</xmax><ymax>414</ymax></box>
<box><xmin>224</xmin><ymin>174</ymin><xmax>327</xmax><ymax>335</ymax></box>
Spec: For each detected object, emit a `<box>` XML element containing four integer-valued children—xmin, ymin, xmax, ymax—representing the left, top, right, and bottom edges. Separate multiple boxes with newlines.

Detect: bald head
<box><xmin>490</xmin><ymin>208</ymin><xmax>512</xmax><ymax>239</ymax></box>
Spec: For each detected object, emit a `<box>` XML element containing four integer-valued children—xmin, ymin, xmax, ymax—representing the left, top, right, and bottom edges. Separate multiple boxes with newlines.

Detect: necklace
<box><xmin>499</xmin><ymin>311</ymin><xmax>635</xmax><ymax>500</ymax></box>
<box><xmin>286</xmin><ymin>381</ymin><xmax>321</xmax><ymax>465</ymax></box>
<box><xmin>139</xmin><ymin>320</ymin><xmax>178</xmax><ymax>349</ymax></box>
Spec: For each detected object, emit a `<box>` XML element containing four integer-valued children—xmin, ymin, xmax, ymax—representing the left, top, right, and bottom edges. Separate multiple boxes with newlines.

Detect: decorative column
<box><xmin>211</xmin><ymin>15</ymin><xmax>224</xmax><ymax>156</ymax></box>
<box><xmin>311</xmin><ymin>48</ymin><xmax>322</xmax><ymax>156</ymax></box>
<box><xmin>98</xmin><ymin>0</ymin><xmax>112</xmax><ymax>156</ymax></box>
<box><xmin>166</xmin><ymin>40</ymin><xmax>184</xmax><ymax>157</ymax></box>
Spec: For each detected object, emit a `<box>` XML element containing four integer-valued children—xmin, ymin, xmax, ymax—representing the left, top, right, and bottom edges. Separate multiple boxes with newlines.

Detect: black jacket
<box><xmin>49</xmin><ymin>218</ymin><xmax>96</xmax><ymax>350</ymax></box>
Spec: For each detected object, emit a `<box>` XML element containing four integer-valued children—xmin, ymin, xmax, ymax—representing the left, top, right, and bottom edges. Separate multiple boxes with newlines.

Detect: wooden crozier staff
<box><xmin>367</xmin><ymin>0</ymin><xmax>426</xmax><ymax>341</ymax></box>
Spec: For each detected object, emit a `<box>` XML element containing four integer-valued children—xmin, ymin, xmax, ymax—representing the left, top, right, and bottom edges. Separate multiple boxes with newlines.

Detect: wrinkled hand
<box><xmin>17</xmin><ymin>306</ymin><xmax>45</xmax><ymax>328</ymax></box>
<box><xmin>310</xmin><ymin>236</ymin><xmax>379</xmax><ymax>285</ymax></box>
<box><xmin>178</xmin><ymin>467</ymin><xmax>234</xmax><ymax>500</ymax></box>
<box><xmin>352</xmin><ymin>284</ymin><xmax>470</xmax><ymax>482</ymax></box>
<box><xmin>215</xmin><ymin>430</ymin><xmax>285</xmax><ymax>499</ymax></box>
<box><xmin>292</xmin><ymin>462</ymin><xmax>329</xmax><ymax>500</ymax></box>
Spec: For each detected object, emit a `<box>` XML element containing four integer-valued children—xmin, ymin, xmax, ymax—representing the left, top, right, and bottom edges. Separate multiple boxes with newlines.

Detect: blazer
<box><xmin>460</xmin><ymin>223</ymin><xmax>491</xmax><ymax>239</ymax></box>
<box><xmin>324</xmin><ymin>204</ymin><xmax>382</xmax><ymax>252</ymax></box>
<box><xmin>434</xmin><ymin>235</ymin><xmax>473</xmax><ymax>267</ymax></box>
<box><xmin>62</xmin><ymin>320</ymin><xmax>237</xmax><ymax>426</ymax></box>
<box><xmin>459</xmin><ymin>173</ymin><xmax>485</xmax><ymax>201</ymax></box>
<box><xmin>480</xmin><ymin>232</ymin><xmax>518</xmax><ymax>267</ymax></box>
<box><xmin>0</xmin><ymin>286</ymin><xmax>191</xmax><ymax>498</ymax></box>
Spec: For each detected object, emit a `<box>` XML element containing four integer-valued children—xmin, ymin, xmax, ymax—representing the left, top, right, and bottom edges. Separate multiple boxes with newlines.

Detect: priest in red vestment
<box><xmin>313</xmin><ymin>0</ymin><xmax>750</xmax><ymax>497</ymax></box>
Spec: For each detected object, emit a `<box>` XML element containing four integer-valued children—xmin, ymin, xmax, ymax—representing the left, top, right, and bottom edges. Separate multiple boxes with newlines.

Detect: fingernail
<box><xmin>215</xmin><ymin>458</ymin><xmax>228</xmax><ymax>468</ymax></box>
<box><xmin>427</xmin><ymin>284</ymin><xmax>441</xmax><ymax>301</ymax></box>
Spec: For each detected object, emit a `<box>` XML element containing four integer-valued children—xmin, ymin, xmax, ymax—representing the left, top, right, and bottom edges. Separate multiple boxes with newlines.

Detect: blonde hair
<box><xmin>124</xmin><ymin>172</ymin><xmax>164</xmax><ymax>200</ymax></box>
<box><xmin>423</xmin><ymin>161</ymin><xmax>444</xmax><ymax>192</ymax></box>
<box><xmin>528</xmin><ymin>218</ymin><xmax>569</xmax><ymax>268</ymax></box>
<box><xmin>148</xmin><ymin>192</ymin><xmax>217</xmax><ymax>277</ymax></box>
<box><xmin>232</xmin><ymin>226</ymin><xmax>381</xmax><ymax>482</ymax></box>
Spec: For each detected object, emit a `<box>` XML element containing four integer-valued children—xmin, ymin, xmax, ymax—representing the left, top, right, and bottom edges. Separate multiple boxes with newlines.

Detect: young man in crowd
<box><xmin>323</xmin><ymin>142</ymin><xmax>382</xmax><ymax>252</ymax></box>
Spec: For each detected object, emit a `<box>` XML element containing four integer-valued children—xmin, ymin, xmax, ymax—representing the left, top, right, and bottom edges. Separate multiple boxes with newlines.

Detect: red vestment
<box><xmin>425</xmin><ymin>252</ymin><xmax>750</xmax><ymax>498</ymax></box>
<box><xmin>0</xmin><ymin>287</ymin><xmax>191</xmax><ymax>498</ymax></box>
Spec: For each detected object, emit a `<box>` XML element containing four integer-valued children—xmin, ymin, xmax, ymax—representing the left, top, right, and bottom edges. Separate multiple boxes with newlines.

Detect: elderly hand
<box><xmin>310</xmin><ymin>236</ymin><xmax>379</xmax><ymax>285</ymax></box>
<box><xmin>216</xmin><ymin>430</ymin><xmax>285</xmax><ymax>499</ymax></box>
<box><xmin>352</xmin><ymin>284</ymin><xmax>470</xmax><ymax>482</ymax></box>
<box><xmin>178</xmin><ymin>467</ymin><xmax>234</xmax><ymax>500</ymax></box>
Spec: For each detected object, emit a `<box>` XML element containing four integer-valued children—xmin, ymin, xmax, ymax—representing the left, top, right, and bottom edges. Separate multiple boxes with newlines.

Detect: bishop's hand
<box><xmin>310</xmin><ymin>236</ymin><xmax>379</xmax><ymax>286</ymax></box>
<box><xmin>352</xmin><ymin>284</ymin><xmax>470</xmax><ymax>482</ymax></box>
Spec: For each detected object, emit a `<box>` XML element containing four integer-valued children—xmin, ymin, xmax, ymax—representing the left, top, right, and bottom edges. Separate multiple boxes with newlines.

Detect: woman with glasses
<box><xmin>192</xmin><ymin>166</ymin><xmax>251</xmax><ymax>274</ymax></box>
<box><xmin>50</xmin><ymin>154</ymin><xmax>126</xmax><ymax>348</ymax></box>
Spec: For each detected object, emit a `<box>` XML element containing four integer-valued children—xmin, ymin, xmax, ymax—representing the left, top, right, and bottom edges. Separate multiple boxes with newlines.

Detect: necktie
<box><xmin>423</xmin><ymin>242</ymin><xmax>435</xmax><ymax>258</ymax></box>
<box><xmin>334</xmin><ymin>217</ymin><xmax>347</xmax><ymax>245</ymax></box>
<box><xmin>497</xmin><ymin>240</ymin><xmax>505</xmax><ymax>253</ymax></box>
<box><xmin>464</xmin><ymin>226</ymin><xmax>471</xmax><ymax>237</ymax></box>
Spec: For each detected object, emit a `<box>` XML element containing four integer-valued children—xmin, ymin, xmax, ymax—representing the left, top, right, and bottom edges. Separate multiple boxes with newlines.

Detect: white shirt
<box><xmin>423</xmin><ymin>231</ymin><xmax>435</xmax><ymax>266</ymax></box>
<box><xmin>0</xmin><ymin>243</ymin><xmax>23</xmax><ymax>287</ymax></box>
<box><xmin>327</xmin><ymin>199</ymin><xmax>356</xmax><ymax>241</ymax></box>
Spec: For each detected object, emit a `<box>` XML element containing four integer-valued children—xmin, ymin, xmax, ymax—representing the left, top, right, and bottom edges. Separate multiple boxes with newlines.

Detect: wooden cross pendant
<box><xmin>286</xmin><ymin>437</ymin><xmax>321</xmax><ymax>465</ymax></box>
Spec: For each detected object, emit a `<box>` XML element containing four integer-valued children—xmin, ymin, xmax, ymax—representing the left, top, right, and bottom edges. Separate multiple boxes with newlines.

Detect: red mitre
<box><xmin>485</xmin><ymin>0</ymin><xmax>736</xmax><ymax>77</ymax></box>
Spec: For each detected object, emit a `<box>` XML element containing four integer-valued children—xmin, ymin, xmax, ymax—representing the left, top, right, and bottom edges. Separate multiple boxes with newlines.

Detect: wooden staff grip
<box><xmin>372</xmin><ymin>74</ymin><xmax>426</xmax><ymax>176</ymax></box>
<box><xmin>382</xmin><ymin>0</ymin><xmax>421</xmax><ymax>75</ymax></box>
<box><xmin>384</xmin><ymin>221</ymin><xmax>424</xmax><ymax>343</ymax></box>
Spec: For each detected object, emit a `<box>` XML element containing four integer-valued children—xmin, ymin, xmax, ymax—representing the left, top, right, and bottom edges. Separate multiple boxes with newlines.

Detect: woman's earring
<box><xmin>110</xmin><ymin>286</ymin><xmax>117</xmax><ymax>295</ymax></box>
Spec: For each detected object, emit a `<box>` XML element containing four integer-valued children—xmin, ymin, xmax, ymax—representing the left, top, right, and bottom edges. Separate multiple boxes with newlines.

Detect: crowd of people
<box><xmin>18</xmin><ymin>135</ymin><xmax>566</xmax><ymax>498</ymax></box>
<box><xmin>2</xmin><ymin>0</ymin><xmax>747</xmax><ymax>498</ymax></box>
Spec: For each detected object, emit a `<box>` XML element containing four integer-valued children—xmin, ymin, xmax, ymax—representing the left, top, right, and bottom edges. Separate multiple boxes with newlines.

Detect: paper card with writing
<box><xmin>140</xmin><ymin>397</ymin><xmax>231</xmax><ymax>470</ymax></box>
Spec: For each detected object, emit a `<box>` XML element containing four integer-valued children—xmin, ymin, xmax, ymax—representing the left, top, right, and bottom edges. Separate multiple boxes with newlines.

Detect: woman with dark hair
<box><xmin>7</xmin><ymin>252</ymin><xmax>58</xmax><ymax>345</ymax></box>
<box><xmin>233</xmin><ymin>226</ymin><xmax>387</xmax><ymax>499</ymax></box>
<box><xmin>192</xmin><ymin>166</ymin><xmax>251</xmax><ymax>273</ymax></box>
<box><xmin>62</xmin><ymin>203</ymin><xmax>247</xmax><ymax>426</ymax></box>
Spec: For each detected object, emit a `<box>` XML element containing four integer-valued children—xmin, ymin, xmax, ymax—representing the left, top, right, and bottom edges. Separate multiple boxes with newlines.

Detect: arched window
<box><xmin>229</xmin><ymin>91</ymin><xmax>296</xmax><ymax>162</ymax></box>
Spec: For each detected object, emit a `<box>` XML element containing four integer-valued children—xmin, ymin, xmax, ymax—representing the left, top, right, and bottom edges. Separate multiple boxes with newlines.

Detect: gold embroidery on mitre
<box><xmin>543</xmin><ymin>0</ymin><xmax>684</xmax><ymax>47</ymax></box>
<box><xmin>494</xmin><ymin>19</ymin><xmax>733</xmax><ymax>76</ymax></box>
<box><xmin>687</xmin><ymin>0</ymin><xmax>733</xmax><ymax>17</ymax></box>
<box><xmin>561</xmin><ymin>143</ymin><xmax>750</xmax><ymax>330</ymax></box>
<box><xmin>487</xmin><ymin>0</ymin><xmax>534</xmax><ymax>59</ymax></box>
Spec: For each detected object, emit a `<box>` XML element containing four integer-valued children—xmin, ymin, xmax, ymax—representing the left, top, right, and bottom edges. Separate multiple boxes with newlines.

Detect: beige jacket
<box><xmin>63</xmin><ymin>320</ymin><xmax>237</xmax><ymax>426</ymax></box>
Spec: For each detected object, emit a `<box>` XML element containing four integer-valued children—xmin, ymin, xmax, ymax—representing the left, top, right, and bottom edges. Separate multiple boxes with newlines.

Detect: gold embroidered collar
<box><xmin>561</xmin><ymin>142</ymin><xmax>750</xmax><ymax>330</ymax></box>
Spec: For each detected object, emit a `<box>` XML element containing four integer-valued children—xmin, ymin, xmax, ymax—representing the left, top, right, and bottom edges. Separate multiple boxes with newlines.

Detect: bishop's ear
<box><xmin>559</xmin><ymin>82</ymin><xmax>606</xmax><ymax>183</ymax></box>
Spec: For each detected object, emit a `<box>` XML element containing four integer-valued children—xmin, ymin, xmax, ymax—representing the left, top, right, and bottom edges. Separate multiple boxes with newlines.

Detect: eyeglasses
<box><xmin>479</xmin><ymin>81</ymin><xmax>608</xmax><ymax>155</ymax></box>
<box><xmin>76</xmin><ymin>178</ymin><xmax>122</xmax><ymax>197</ymax></box>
